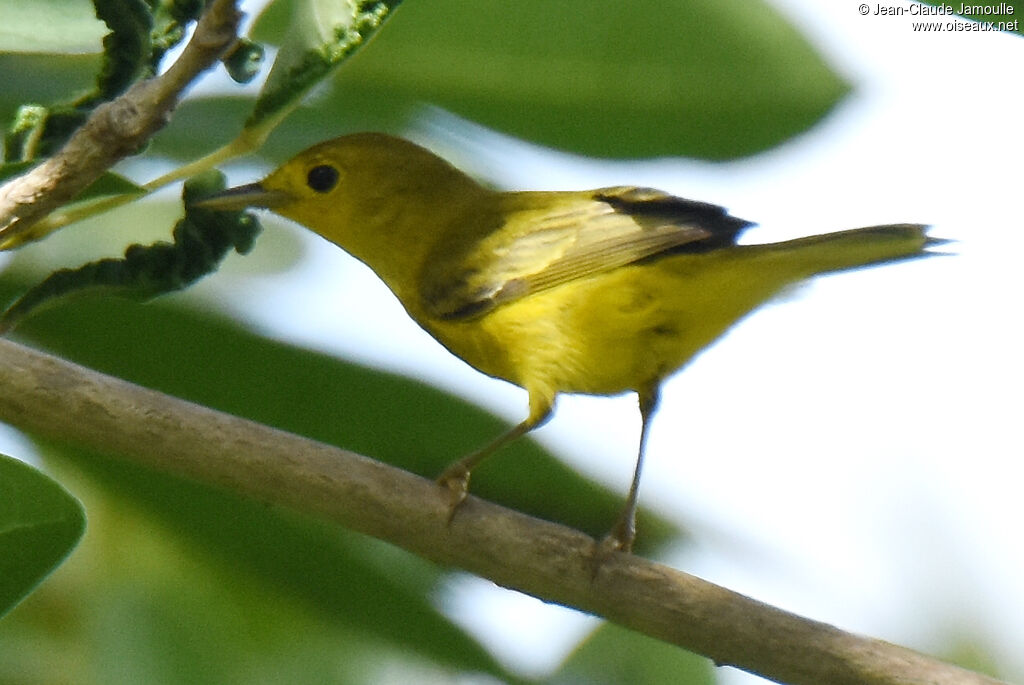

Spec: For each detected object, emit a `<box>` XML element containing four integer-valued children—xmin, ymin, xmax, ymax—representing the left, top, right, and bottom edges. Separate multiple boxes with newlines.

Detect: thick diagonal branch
<box><xmin>0</xmin><ymin>338</ymin><xmax>1006</xmax><ymax>685</ymax></box>
<box><xmin>0</xmin><ymin>0</ymin><xmax>241</xmax><ymax>247</ymax></box>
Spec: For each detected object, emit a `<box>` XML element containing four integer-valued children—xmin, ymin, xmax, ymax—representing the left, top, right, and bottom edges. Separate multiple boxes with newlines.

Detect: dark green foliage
<box><xmin>0</xmin><ymin>453</ymin><xmax>86</xmax><ymax>619</ymax></box>
<box><xmin>88</xmin><ymin>0</ymin><xmax>154</xmax><ymax>107</ymax></box>
<box><xmin>555</xmin><ymin>622</ymin><xmax>715</xmax><ymax>685</ymax></box>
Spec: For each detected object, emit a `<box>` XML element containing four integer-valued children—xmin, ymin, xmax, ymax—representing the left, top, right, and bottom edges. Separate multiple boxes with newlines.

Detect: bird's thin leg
<box><xmin>598</xmin><ymin>385</ymin><xmax>661</xmax><ymax>555</ymax></box>
<box><xmin>437</xmin><ymin>397</ymin><xmax>553</xmax><ymax>520</ymax></box>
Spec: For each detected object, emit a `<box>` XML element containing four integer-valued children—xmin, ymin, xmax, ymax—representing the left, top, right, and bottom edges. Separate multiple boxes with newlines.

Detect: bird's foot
<box><xmin>435</xmin><ymin>464</ymin><xmax>472</xmax><ymax>525</ymax></box>
<box><xmin>589</xmin><ymin>516</ymin><xmax>636</xmax><ymax>578</ymax></box>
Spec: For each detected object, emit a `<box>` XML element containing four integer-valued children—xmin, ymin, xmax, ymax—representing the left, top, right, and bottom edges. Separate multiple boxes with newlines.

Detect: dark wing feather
<box><xmin>421</xmin><ymin>186</ymin><xmax>755</xmax><ymax>320</ymax></box>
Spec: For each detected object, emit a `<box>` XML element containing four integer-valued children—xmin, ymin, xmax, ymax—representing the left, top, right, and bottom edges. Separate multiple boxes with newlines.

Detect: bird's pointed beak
<box><xmin>190</xmin><ymin>182</ymin><xmax>291</xmax><ymax>211</ymax></box>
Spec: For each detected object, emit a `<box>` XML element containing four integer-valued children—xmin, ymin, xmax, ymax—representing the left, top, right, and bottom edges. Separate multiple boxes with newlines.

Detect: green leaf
<box><xmin>0</xmin><ymin>0</ymin><xmax>107</xmax><ymax>54</ymax></box>
<box><xmin>246</xmin><ymin>0</ymin><xmax>404</xmax><ymax>136</ymax></box>
<box><xmin>245</xmin><ymin>0</ymin><xmax>847</xmax><ymax>160</ymax></box>
<box><xmin>0</xmin><ymin>53</ymin><xmax>100</xmax><ymax>124</ymax></box>
<box><xmin>89</xmin><ymin>0</ymin><xmax>154</xmax><ymax>104</ymax></box>
<box><xmin>918</xmin><ymin>1</ymin><xmax>1021</xmax><ymax>36</ymax></box>
<box><xmin>0</xmin><ymin>453</ymin><xmax>85</xmax><ymax>618</ymax></box>
<box><xmin>550</xmin><ymin>622</ymin><xmax>716</xmax><ymax>685</ymax></box>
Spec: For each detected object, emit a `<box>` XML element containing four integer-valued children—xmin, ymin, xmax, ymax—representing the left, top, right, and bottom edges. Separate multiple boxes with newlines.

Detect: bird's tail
<box><xmin>753</xmin><ymin>223</ymin><xmax>946</xmax><ymax>276</ymax></box>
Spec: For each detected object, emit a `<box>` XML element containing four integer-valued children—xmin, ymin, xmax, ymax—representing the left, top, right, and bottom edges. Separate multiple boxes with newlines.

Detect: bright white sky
<box><xmin>3</xmin><ymin>1</ymin><xmax>1022</xmax><ymax>683</ymax></box>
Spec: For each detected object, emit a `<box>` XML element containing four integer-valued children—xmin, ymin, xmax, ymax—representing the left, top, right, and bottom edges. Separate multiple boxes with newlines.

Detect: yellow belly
<box><xmin>420</xmin><ymin>249</ymin><xmax>799</xmax><ymax>401</ymax></box>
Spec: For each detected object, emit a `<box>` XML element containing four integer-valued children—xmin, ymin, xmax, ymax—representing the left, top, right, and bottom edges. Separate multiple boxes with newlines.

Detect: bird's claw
<box><xmin>436</xmin><ymin>465</ymin><xmax>471</xmax><ymax>525</ymax></box>
<box><xmin>589</xmin><ymin>517</ymin><xmax>635</xmax><ymax>578</ymax></box>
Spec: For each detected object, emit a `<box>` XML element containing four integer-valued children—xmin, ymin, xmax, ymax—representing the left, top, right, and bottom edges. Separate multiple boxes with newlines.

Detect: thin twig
<box><xmin>0</xmin><ymin>0</ymin><xmax>242</xmax><ymax>249</ymax></box>
<box><xmin>0</xmin><ymin>338</ymin><xmax>1006</xmax><ymax>685</ymax></box>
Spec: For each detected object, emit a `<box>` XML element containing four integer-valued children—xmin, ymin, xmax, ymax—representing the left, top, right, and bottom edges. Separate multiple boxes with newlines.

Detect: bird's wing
<box><xmin>420</xmin><ymin>186</ymin><xmax>755</xmax><ymax>320</ymax></box>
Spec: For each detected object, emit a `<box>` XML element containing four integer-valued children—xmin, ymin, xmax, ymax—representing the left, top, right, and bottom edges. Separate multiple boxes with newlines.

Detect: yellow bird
<box><xmin>198</xmin><ymin>132</ymin><xmax>938</xmax><ymax>553</ymax></box>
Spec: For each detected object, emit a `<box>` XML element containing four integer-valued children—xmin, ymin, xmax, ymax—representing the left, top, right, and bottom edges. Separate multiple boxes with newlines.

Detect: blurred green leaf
<box><xmin>942</xmin><ymin>636</ymin><xmax>1007</xmax><ymax>681</ymax></box>
<box><xmin>0</xmin><ymin>161</ymin><xmax>39</xmax><ymax>182</ymax></box>
<box><xmin>153</xmin><ymin>0</ymin><xmax>847</xmax><ymax>161</ymax></box>
<box><xmin>0</xmin><ymin>0</ymin><xmax>107</xmax><ymax>54</ymax></box>
<box><xmin>0</xmin><ymin>452</ymin><xmax>85</xmax><ymax>618</ymax></box>
<box><xmin>550</xmin><ymin>622</ymin><xmax>716</xmax><ymax>685</ymax></box>
<box><xmin>919</xmin><ymin>0</ymin><xmax>1021</xmax><ymax>35</ymax></box>
<box><xmin>235</xmin><ymin>0</ymin><xmax>848</xmax><ymax>161</ymax></box>
<box><xmin>0</xmin><ymin>53</ymin><xmax>101</xmax><ymax>131</ymax></box>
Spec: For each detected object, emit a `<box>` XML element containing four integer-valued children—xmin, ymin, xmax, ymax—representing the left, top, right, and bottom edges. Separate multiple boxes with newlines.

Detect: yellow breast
<box><xmin>419</xmin><ymin>248</ymin><xmax>797</xmax><ymax>402</ymax></box>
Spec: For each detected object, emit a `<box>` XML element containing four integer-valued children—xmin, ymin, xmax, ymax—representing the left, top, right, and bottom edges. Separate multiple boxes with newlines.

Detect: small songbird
<box><xmin>197</xmin><ymin>132</ymin><xmax>939</xmax><ymax>553</ymax></box>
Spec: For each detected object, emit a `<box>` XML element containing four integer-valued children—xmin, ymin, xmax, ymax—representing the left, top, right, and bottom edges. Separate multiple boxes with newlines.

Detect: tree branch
<box><xmin>0</xmin><ymin>0</ymin><xmax>242</xmax><ymax>248</ymax></box>
<box><xmin>0</xmin><ymin>337</ymin><xmax>1005</xmax><ymax>685</ymax></box>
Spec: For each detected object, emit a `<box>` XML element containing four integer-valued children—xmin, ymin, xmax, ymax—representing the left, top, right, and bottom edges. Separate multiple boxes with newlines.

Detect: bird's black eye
<box><xmin>307</xmin><ymin>164</ymin><xmax>339</xmax><ymax>193</ymax></box>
